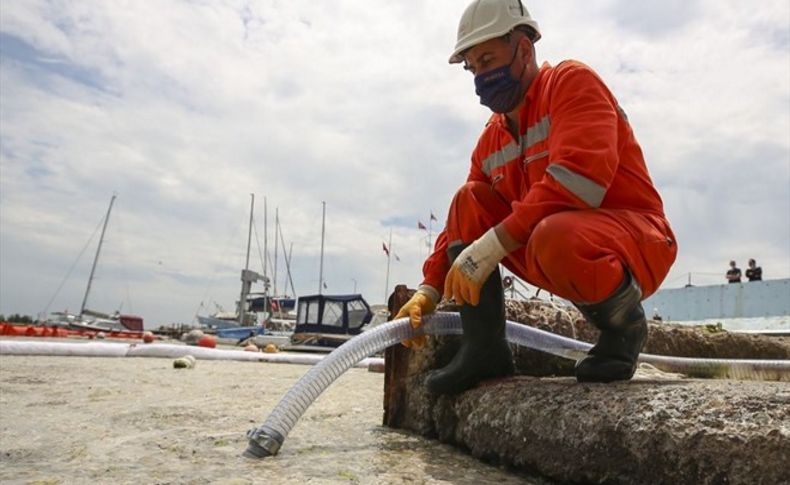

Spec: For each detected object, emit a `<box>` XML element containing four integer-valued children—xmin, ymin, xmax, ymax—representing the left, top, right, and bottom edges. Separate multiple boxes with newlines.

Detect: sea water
<box><xmin>0</xmin><ymin>352</ymin><xmax>546</xmax><ymax>484</ymax></box>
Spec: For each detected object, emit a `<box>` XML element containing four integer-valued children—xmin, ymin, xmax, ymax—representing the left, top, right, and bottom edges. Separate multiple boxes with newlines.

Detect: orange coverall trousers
<box><xmin>446</xmin><ymin>182</ymin><xmax>677</xmax><ymax>303</ymax></box>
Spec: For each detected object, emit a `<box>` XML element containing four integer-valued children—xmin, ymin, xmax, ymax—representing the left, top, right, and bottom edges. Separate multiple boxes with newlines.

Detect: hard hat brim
<box><xmin>448</xmin><ymin>20</ymin><xmax>541</xmax><ymax>64</ymax></box>
<box><xmin>449</xmin><ymin>29</ymin><xmax>513</xmax><ymax>64</ymax></box>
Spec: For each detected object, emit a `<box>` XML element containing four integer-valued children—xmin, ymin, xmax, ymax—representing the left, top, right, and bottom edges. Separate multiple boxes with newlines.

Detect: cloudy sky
<box><xmin>1</xmin><ymin>0</ymin><xmax>788</xmax><ymax>327</ymax></box>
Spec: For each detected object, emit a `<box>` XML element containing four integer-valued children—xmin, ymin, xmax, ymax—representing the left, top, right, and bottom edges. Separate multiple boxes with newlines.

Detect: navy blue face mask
<box><xmin>474</xmin><ymin>45</ymin><xmax>525</xmax><ymax>114</ymax></box>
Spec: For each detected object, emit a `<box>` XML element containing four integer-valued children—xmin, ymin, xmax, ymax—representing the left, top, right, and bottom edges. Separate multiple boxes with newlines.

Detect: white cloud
<box><xmin>1</xmin><ymin>0</ymin><xmax>788</xmax><ymax>325</ymax></box>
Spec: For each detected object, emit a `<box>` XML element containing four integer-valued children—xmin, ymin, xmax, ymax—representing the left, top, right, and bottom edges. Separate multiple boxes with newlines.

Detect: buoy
<box><xmin>173</xmin><ymin>355</ymin><xmax>196</xmax><ymax>369</ymax></box>
<box><xmin>96</xmin><ymin>332</ymin><xmax>106</xmax><ymax>340</ymax></box>
<box><xmin>142</xmin><ymin>331</ymin><xmax>155</xmax><ymax>343</ymax></box>
<box><xmin>184</xmin><ymin>329</ymin><xmax>204</xmax><ymax>345</ymax></box>
<box><xmin>197</xmin><ymin>335</ymin><xmax>216</xmax><ymax>348</ymax></box>
<box><xmin>244</xmin><ymin>343</ymin><xmax>259</xmax><ymax>352</ymax></box>
<box><xmin>263</xmin><ymin>343</ymin><xmax>279</xmax><ymax>353</ymax></box>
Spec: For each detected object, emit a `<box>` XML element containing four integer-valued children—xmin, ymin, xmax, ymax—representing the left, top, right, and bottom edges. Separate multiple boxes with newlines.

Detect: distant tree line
<box><xmin>0</xmin><ymin>314</ymin><xmax>34</xmax><ymax>324</ymax></box>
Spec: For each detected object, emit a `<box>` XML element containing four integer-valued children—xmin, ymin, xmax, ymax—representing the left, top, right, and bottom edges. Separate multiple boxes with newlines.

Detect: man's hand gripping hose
<box><xmin>397</xmin><ymin>285</ymin><xmax>439</xmax><ymax>348</ymax></box>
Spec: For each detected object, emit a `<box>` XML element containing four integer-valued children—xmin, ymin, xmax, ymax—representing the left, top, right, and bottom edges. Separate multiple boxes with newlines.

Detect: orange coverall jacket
<box><xmin>423</xmin><ymin>61</ymin><xmax>676</xmax><ymax>303</ymax></box>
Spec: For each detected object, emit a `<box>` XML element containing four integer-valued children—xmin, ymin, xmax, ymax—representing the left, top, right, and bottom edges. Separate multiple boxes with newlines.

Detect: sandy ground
<box><xmin>0</xmin><ymin>351</ymin><xmax>542</xmax><ymax>484</ymax></box>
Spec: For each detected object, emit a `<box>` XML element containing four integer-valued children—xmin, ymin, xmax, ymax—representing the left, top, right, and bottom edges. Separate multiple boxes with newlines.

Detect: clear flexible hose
<box><xmin>245</xmin><ymin>312</ymin><xmax>790</xmax><ymax>458</ymax></box>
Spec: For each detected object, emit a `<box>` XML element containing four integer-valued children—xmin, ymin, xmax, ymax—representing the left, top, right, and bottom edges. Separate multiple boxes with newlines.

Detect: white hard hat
<box><xmin>449</xmin><ymin>0</ymin><xmax>541</xmax><ymax>64</ymax></box>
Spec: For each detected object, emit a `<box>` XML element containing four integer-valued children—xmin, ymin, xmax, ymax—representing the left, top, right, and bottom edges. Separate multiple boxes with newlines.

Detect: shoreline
<box><xmin>0</xmin><ymin>354</ymin><xmax>541</xmax><ymax>484</ymax></box>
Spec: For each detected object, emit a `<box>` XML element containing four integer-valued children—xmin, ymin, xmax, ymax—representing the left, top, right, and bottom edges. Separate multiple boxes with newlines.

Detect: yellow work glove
<box><xmin>444</xmin><ymin>228</ymin><xmax>508</xmax><ymax>306</ymax></box>
<box><xmin>396</xmin><ymin>285</ymin><xmax>439</xmax><ymax>349</ymax></box>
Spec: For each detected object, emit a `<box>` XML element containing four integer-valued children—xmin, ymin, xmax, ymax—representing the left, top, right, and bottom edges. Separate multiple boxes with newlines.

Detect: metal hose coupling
<box><xmin>244</xmin><ymin>426</ymin><xmax>284</xmax><ymax>458</ymax></box>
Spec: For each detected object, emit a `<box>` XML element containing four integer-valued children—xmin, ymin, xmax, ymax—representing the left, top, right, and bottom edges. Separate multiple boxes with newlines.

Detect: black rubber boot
<box><xmin>574</xmin><ymin>270</ymin><xmax>647</xmax><ymax>383</ymax></box>
<box><xmin>425</xmin><ymin>244</ymin><xmax>514</xmax><ymax>395</ymax></box>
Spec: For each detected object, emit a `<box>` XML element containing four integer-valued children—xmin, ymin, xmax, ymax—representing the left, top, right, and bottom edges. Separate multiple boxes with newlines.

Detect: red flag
<box><xmin>382</xmin><ymin>242</ymin><xmax>389</xmax><ymax>256</ymax></box>
<box><xmin>417</xmin><ymin>221</ymin><xmax>427</xmax><ymax>230</ymax></box>
<box><xmin>430</xmin><ymin>212</ymin><xmax>438</xmax><ymax>222</ymax></box>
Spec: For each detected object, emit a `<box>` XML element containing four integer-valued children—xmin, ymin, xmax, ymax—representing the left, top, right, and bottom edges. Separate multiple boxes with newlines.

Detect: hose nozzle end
<box><xmin>243</xmin><ymin>439</ymin><xmax>272</xmax><ymax>458</ymax></box>
<box><xmin>243</xmin><ymin>426</ymin><xmax>283</xmax><ymax>459</ymax></box>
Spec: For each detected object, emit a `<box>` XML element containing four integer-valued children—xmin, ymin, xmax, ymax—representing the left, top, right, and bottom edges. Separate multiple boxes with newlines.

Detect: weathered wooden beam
<box><xmin>383</xmin><ymin>285</ymin><xmax>415</xmax><ymax>427</ymax></box>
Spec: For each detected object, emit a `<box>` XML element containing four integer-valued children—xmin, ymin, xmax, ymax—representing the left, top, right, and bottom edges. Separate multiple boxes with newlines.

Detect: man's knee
<box><xmin>528</xmin><ymin>212</ymin><xmax>625</xmax><ymax>302</ymax></box>
<box><xmin>452</xmin><ymin>181</ymin><xmax>500</xmax><ymax>205</ymax></box>
<box><xmin>450</xmin><ymin>182</ymin><xmax>511</xmax><ymax>217</ymax></box>
<box><xmin>446</xmin><ymin>182</ymin><xmax>511</xmax><ymax>243</ymax></box>
<box><xmin>529</xmin><ymin>213</ymin><xmax>581</xmax><ymax>265</ymax></box>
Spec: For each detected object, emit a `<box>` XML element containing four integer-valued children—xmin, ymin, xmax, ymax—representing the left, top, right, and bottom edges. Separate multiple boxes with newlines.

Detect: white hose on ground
<box><xmin>244</xmin><ymin>312</ymin><xmax>790</xmax><ymax>458</ymax></box>
<box><xmin>0</xmin><ymin>340</ymin><xmax>384</xmax><ymax>368</ymax></box>
<box><xmin>0</xmin><ymin>340</ymin><xmax>131</xmax><ymax>357</ymax></box>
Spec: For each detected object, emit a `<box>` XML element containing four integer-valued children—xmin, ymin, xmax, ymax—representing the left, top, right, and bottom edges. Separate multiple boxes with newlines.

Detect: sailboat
<box><xmin>196</xmin><ymin>194</ymin><xmax>264</xmax><ymax>330</ymax></box>
<box><xmin>46</xmin><ymin>195</ymin><xmax>144</xmax><ymax>333</ymax></box>
<box><xmin>254</xmin><ymin>204</ymin><xmax>298</xmax><ymax>326</ymax></box>
<box><xmin>196</xmin><ymin>195</ymin><xmax>295</xmax><ymax>345</ymax></box>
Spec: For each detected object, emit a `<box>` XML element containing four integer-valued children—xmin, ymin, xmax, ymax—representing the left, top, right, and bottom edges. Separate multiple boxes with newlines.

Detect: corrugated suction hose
<box><xmin>244</xmin><ymin>313</ymin><xmax>790</xmax><ymax>458</ymax></box>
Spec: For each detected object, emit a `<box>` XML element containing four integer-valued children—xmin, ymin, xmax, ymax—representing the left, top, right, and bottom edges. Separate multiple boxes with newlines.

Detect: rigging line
<box><xmin>276</xmin><ymin>217</ymin><xmax>297</xmax><ymax>298</ymax></box>
<box><xmin>253</xmin><ymin>216</ymin><xmax>276</xmax><ymax>285</ymax></box>
<box><xmin>266</xmin><ymin>249</ymin><xmax>274</xmax><ymax>282</ymax></box>
<box><xmin>252</xmin><ymin>218</ymin><xmax>267</xmax><ymax>282</ymax></box>
<box><xmin>284</xmin><ymin>243</ymin><xmax>294</xmax><ymax>298</ymax></box>
<box><xmin>40</xmin><ymin>215</ymin><xmax>106</xmax><ymax>318</ymax></box>
<box><xmin>253</xmin><ymin>217</ymin><xmax>278</xmax><ymax>295</ymax></box>
<box><xmin>111</xmin><ymin>200</ymin><xmax>134</xmax><ymax>315</ymax></box>
<box><xmin>191</xmin><ymin>210</ymin><xmax>247</xmax><ymax>324</ymax></box>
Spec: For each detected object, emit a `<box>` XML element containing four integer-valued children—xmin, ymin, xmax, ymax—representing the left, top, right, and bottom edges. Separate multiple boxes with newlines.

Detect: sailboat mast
<box><xmin>318</xmin><ymin>201</ymin><xmax>326</xmax><ymax>294</ymax></box>
<box><xmin>238</xmin><ymin>193</ymin><xmax>254</xmax><ymax>326</ymax></box>
<box><xmin>384</xmin><ymin>228</ymin><xmax>392</xmax><ymax>304</ymax></box>
<box><xmin>245</xmin><ymin>194</ymin><xmax>254</xmax><ymax>271</ymax></box>
<box><xmin>273</xmin><ymin>208</ymin><xmax>279</xmax><ymax>296</ymax></box>
<box><xmin>263</xmin><ymin>197</ymin><xmax>268</xmax><ymax>284</ymax></box>
<box><xmin>80</xmin><ymin>194</ymin><xmax>116</xmax><ymax>317</ymax></box>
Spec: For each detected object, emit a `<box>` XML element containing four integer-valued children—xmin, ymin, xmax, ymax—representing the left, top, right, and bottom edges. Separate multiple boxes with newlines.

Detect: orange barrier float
<box><xmin>0</xmin><ymin>322</ymin><xmax>147</xmax><ymax>340</ymax></box>
<box><xmin>197</xmin><ymin>335</ymin><xmax>217</xmax><ymax>348</ymax></box>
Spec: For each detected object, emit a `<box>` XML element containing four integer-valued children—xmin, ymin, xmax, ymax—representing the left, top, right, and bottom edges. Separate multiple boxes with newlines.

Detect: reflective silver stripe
<box><xmin>481</xmin><ymin>142</ymin><xmax>520</xmax><ymax>176</ymax></box>
<box><xmin>520</xmin><ymin>115</ymin><xmax>551</xmax><ymax>149</ymax></box>
<box><xmin>481</xmin><ymin>115</ymin><xmax>552</xmax><ymax>176</ymax></box>
<box><xmin>546</xmin><ymin>164</ymin><xmax>606</xmax><ymax>208</ymax></box>
<box><xmin>524</xmin><ymin>149</ymin><xmax>549</xmax><ymax>164</ymax></box>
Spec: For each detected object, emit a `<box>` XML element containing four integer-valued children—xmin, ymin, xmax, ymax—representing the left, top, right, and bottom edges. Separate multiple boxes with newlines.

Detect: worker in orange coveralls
<box><xmin>397</xmin><ymin>0</ymin><xmax>677</xmax><ymax>394</ymax></box>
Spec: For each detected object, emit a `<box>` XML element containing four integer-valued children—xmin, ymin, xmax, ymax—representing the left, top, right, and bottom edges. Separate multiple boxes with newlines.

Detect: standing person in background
<box><xmin>726</xmin><ymin>261</ymin><xmax>742</xmax><ymax>283</ymax></box>
<box><xmin>395</xmin><ymin>0</ymin><xmax>677</xmax><ymax>393</ymax></box>
<box><xmin>745</xmin><ymin>259</ymin><xmax>762</xmax><ymax>281</ymax></box>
